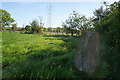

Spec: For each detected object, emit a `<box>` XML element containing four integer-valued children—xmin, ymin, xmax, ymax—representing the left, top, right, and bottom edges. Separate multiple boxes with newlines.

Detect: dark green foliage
<box><xmin>93</xmin><ymin>1</ymin><xmax>120</xmax><ymax>78</ymax></box>
<box><xmin>56</xmin><ymin>27</ymin><xmax>61</xmax><ymax>34</ymax></box>
<box><xmin>30</xmin><ymin>20</ymin><xmax>40</xmax><ymax>33</ymax></box>
<box><xmin>47</xmin><ymin>27</ymin><xmax>52</xmax><ymax>32</ymax></box>
<box><xmin>11</xmin><ymin>23</ymin><xmax>17</xmax><ymax>31</ymax></box>
<box><xmin>25</xmin><ymin>25</ymin><xmax>31</xmax><ymax>31</ymax></box>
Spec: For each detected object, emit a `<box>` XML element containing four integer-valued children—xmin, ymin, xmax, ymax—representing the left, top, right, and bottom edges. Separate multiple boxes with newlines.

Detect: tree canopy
<box><xmin>62</xmin><ymin>11</ymin><xmax>90</xmax><ymax>36</ymax></box>
<box><xmin>93</xmin><ymin>1</ymin><xmax>120</xmax><ymax>77</ymax></box>
<box><xmin>0</xmin><ymin>9</ymin><xmax>15</xmax><ymax>27</ymax></box>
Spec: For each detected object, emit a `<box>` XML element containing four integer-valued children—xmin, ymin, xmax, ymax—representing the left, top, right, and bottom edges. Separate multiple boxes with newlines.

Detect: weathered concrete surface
<box><xmin>74</xmin><ymin>32</ymin><xmax>99</xmax><ymax>75</ymax></box>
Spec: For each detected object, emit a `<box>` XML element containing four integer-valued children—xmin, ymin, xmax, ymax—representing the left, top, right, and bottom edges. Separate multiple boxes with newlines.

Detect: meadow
<box><xmin>2</xmin><ymin>32</ymin><xmax>88</xmax><ymax>78</ymax></box>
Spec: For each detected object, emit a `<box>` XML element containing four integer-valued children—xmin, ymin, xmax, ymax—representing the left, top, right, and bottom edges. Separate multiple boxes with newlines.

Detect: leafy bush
<box><xmin>93</xmin><ymin>1</ymin><xmax>120</xmax><ymax>78</ymax></box>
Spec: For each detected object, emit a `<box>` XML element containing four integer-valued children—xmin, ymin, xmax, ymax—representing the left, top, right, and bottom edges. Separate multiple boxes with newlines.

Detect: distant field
<box><xmin>2</xmin><ymin>32</ymin><xmax>87</xmax><ymax>78</ymax></box>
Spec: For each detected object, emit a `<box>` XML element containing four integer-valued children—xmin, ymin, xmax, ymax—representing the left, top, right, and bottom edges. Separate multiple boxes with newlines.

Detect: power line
<box><xmin>47</xmin><ymin>4</ymin><xmax>54</xmax><ymax>28</ymax></box>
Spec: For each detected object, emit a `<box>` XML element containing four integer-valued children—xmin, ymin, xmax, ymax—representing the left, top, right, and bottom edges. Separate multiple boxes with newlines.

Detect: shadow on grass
<box><xmin>3</xmin><ymin>34</ymin><xmax>89</xmax><ymax>78</ymax></box>
<box><xmin>43</xmin><ymin>35</ymin><xmax>68</xmax><ymax>38</ymax></box>
<box><xmin>43</xmin><ymin>35</ymin><xmax>80</xmax><ymax>50</ymax></box>
<box><xmin>4</xmin><ymin>48</ymin><xmax>89</xmax><ymax>78</ymax></box>
<box><xmin>43</xmin><ymin>34</ymin><xmax>79</xmax><ymax>38</ymax></box>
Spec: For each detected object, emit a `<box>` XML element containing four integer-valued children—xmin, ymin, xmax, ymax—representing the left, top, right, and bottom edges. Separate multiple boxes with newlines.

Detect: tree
<box><xmin>29</xmin><ymin>18</ymin><xmax>44</xmax><ymax>34</ymax></box>
<box><xmin>42</xmin><ymin>27</ymin><xmax>46</xmax><ymax>32</ymax></box>
<box><xmin>0</xmin><ymin>9</ymin><xmax>15</xmax><ymax>28</ymax></box>
<box><xmin>20</xmin><ymin>27</ymin><xmax>26</xmax><ymax>33</ymax></box>
<box><xmin>62</xmin><ymin>11</ymin><xmax>89</xmax><ymax>36</ymax></box>
<box><xmin>30</xmin><ymin>20</ymin><xmax>40</xmax><ymax>33</ymax></box>
<box><xmin>25</xmin><ymin>25</ymin><xmax>31</xmax><ymax>31</ymax></box>
<box><xmin>11</xmin><ymin>23</ymin><xmax>17</xmax><ymax>32</ymax></box>
<box><xmin>62</xmin><ymin>23</ymin><xmax>69</xmax><ymax>35</ymax></box>
<box><xmin>60</xmin><ymin>27</ymin><xmax>64</xmax><ymax>35</ymax></box>
<box><xmin>47</xmin><ymin>27</ymin><xmax>52</xmax><ymax>32</ymax></box>
<box><xmin>86</xmin><ymin>17</ymin><xmax>95</xmax><ymax>32</ymax></box>
<box><xmin>40</xmin><ymin>27</ymin><xmax>46</xmax><ymax>34</ymax></box>
<box><xmin>77</xmin><ymin>16</ymin><xmax>88</xmax><ymax>34</ymax></box>
<box><xmin>56</xmin><ymin>27</ymin><xmax>61</xmax><ymax>35</ymax></box>
<box><xmin>93</xmin><ymin>1</ymin><xmax>120</xmax><ymax>77</ymax></box>
<box><xmin>93</xmin><ymin>6</ymin><xmax>104</xmax><ymax>21</ymax></box>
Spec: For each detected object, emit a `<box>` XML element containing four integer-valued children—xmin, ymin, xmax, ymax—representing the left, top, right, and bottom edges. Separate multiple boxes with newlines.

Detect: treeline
<box><xmin>1</xmin><ymin>25</ymin><xmax>64</xmax><ymax>35</ymax></box>
<box><xmin>0</xmin><ymin>9</ymin><xmax>63</xmax><ymax>34</ymax></box>
<box><xmin>93</xmin><ymin>1</ymin><xmax>120</xmax><ymax>77</ymax></box>
<box><xmin>62</xmin><ymin>11</ymin><xmax>94</xmax><ymax>36</ymax></box>
<box><xmin>0</xmin><ymin>9</ymin><xmax>94</xmax><ymax>36</ymax></box>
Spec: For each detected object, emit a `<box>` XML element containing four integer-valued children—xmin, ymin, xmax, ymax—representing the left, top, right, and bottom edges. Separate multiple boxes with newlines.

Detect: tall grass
<box><xmin>2</xmin><ymin>32</ymin><xmax>87</xmax><ymax>79</ymax></box>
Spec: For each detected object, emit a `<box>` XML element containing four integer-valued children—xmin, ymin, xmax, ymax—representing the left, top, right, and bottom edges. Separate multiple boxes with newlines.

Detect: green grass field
<box><xmin>2</xmin><ymin>32</ymin><xmax>87</xmax><ymax>78</ymax></box>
